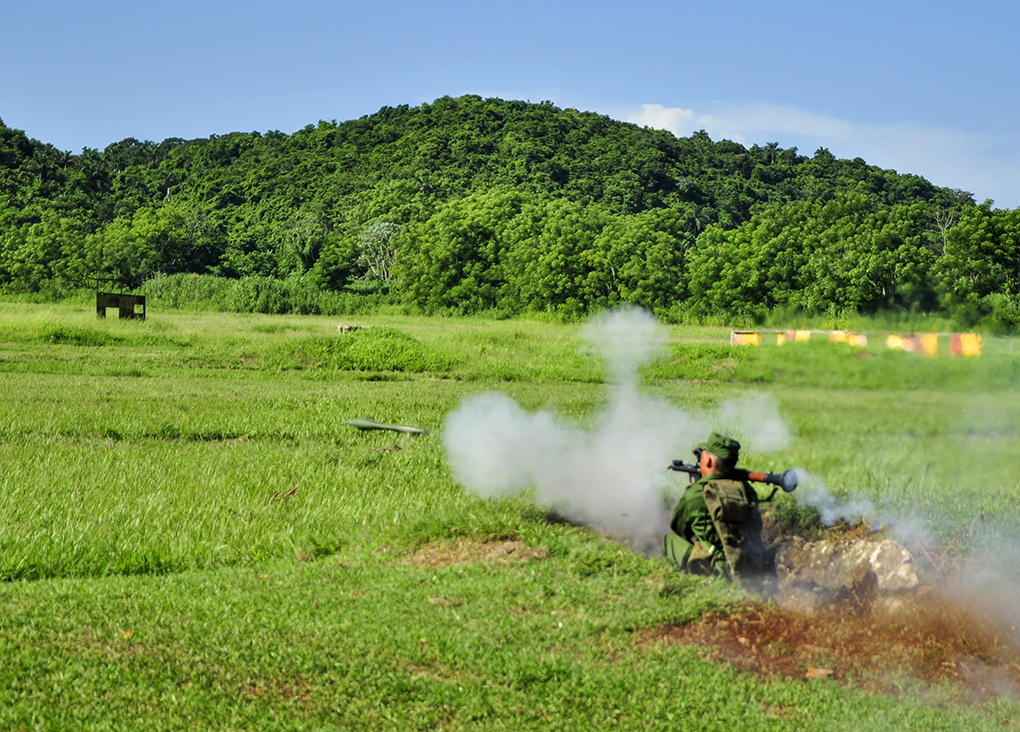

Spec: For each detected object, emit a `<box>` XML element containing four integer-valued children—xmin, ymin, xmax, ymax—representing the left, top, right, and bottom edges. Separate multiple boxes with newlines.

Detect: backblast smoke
<box><xmin>443</xmin><ymin>306</ymin><xmax>790</xmax><ymax>553</ymax></box>
<box><xmin>446</xmin><ymin>311</ymin><xmax>1020</xmax><ymax>699</ymax></box>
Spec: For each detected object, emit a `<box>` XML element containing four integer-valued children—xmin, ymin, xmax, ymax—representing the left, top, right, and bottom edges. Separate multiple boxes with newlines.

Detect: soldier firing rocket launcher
<box><xmin>669</xmin><ymin>447</ymin><xmax>798</xmax><ymax>503</ymax></box>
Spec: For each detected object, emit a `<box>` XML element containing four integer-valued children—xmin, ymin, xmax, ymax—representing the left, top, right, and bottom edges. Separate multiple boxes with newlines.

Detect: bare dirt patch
<box><xmin>403</xmin><ymin>538</ymin><xmax>550</xmax><ymax>568</ymax></box>
<box><xmin>244</xmin><ymin>674</ymin><xmax>313</xmax><ymax>703</ymax></box>
<box><xmin>646</xmin><ymin>597</ymin><xmax>1020</xmax><ymax>701</ymax></box>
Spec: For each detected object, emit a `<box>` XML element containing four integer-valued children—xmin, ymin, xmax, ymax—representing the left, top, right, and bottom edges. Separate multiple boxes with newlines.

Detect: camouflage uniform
<box><xmin>663</xmin><ymin>472</ymin><xmax>728</xmax><ymax>578</ymax></box>
<box><xmin>663</xmin><ymin>434</ymin><xmax>766</xmax><ymax>588</ymax></box>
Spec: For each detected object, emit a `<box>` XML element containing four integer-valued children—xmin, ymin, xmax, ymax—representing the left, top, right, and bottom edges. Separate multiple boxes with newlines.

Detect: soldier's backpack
<box><xmin>701</xmin><ymin>478</ymin><xmax>766</xmax><ymax>589</ymax></box>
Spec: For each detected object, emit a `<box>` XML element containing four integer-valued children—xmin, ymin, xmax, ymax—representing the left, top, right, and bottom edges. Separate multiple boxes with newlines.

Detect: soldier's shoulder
<box><xmin>678</xmin><ymin>482</ymin><xmax>709</xmax><ymax>507</ymax></box>
<box><xmin>698</xmin><ymin>475</ymin><xmax>743</xmax><ymax>487</ymax></box>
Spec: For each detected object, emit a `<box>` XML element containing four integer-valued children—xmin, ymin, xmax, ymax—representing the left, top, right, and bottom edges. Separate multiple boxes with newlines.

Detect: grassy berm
<box><xmin>2</xmin><ymin>303</ymin><xmax>1020</xmax><ymax>730</ymax></box>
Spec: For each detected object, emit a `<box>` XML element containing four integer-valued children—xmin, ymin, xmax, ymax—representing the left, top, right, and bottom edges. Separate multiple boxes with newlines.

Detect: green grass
<box><xmin>7</xmin><ymin>548</ymin><xmax>1012</xmax><ymax>732</ymax></box>
<box><xmin>2</xmin><ymin>302</ymin><xmax>1020</xmax><ymax>729</ymax></box>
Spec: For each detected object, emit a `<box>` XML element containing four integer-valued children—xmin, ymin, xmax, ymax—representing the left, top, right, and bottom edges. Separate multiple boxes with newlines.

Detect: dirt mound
<box><xmin>403</xmin><ymin>538</ymin><xmax>550</xmax><ymax>568</ymax></box>
<box><xmin>647</xmin><ymin>597</ymin><xmax>1020</xmax><ymax>701</ymax></box>
<box><xmin>771</xmin><ymin>536</ymin><xmax>920</xmax><ymax>612</ymax></box>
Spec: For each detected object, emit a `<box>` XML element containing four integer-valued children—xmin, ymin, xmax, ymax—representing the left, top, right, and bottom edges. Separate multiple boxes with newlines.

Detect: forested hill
<box><xmin>1</xmin><ymin>95</ymin><xmax>1017</xmax><ymax>325</ymax></box>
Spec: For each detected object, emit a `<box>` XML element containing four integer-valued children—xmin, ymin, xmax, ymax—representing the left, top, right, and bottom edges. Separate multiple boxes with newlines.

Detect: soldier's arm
<box><xmin>688</xmin><ymin>509</ymin><xmax>725</xmax><ymax>563</ymax></box>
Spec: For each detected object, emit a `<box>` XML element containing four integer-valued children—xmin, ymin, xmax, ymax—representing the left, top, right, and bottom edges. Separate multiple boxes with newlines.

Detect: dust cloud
<box><xmin>792</xmin><ymin>467</ymin><xmax>1020</xmax><ymax>664</ymax></box>
<box><xmin>443</xmin><ymin>306</ymin><xmax>791</xmax><ymax>553</ymax></box>
<box><xmin>940</xmin><ymin>535</ymin><xmax>1020</xmax><ymax>649</ymax></box>
<box><xmin>444</xmin><ymin>307</ymin><xmax>1020</xmax><ymax>696</ymax></box>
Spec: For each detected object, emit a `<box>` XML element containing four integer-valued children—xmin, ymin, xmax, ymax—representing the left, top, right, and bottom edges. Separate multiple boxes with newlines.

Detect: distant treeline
<box><xmin>1</xmin><ymin>96</ymin><xmax>1017</xmax><ymax>326</ymax></box>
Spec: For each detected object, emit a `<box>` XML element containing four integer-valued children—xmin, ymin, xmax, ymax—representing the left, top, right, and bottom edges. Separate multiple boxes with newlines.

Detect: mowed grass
<box><xmin>6</xmin><ymin>550</ymin><xmax>1012</xmax><ymax>732</ymax></box>
<box><xmin>0</xmin><ymin>370</ymin><xmax>612</xmax><ymax>581</ymax></box>
<box><xmin>2</xmin><ymin>302</ymin><xmax>1020</xmax><ymax>730</ymax></box>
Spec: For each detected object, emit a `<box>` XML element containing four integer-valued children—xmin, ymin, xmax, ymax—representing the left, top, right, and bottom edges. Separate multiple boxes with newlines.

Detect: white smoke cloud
<box><xmin>942</xmin><ymin>537</ymin><xmax>1020</xmax><ymax>646</ymax></box>
<box><xmin>443</xmin><ymin>307</ymin><xmax>797</xmax><ymax>553</ymax></box>
<box><xmin>579</xmin><ymin>306</ymin><xmax>668</xmax><ymax>386</ymax></box>
<box><xmin>713</xmin><ymin>391</ymin><xmax>793</xmax><ymax>453</ymax></box>
<box><xmin>792</xmin><ymin>469</ymin><xmax>936</xmax><ymax>555</ymax></box>
<box><xmin>794</xmin><ymin>470</ymin><xmax>875</xmax><ymax>526</ymax></box>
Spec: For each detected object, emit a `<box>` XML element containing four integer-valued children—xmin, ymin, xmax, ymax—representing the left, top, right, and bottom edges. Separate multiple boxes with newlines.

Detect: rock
<box><xmin>772</xmin><ymin>536</ymin><xmax>919</xmax><ymax>611</ymax></box>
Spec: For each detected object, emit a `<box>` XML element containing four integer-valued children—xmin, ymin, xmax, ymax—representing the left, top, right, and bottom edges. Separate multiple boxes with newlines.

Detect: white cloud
<box><xmin>628</xmin><ymin>104</ymin><xmax>697</xmax><ymax>136</ymax></box>
<box><xmin>623</xmin><ymin>102</ymin><xmax>1020</xmax><ymax>208</ymax></box>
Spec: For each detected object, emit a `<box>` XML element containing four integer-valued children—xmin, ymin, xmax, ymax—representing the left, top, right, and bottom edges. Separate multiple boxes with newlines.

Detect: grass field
<box><xmin>2</xmin><ymin>302</ymin><xmax>1020</xmax><ymax>730</ymax></box>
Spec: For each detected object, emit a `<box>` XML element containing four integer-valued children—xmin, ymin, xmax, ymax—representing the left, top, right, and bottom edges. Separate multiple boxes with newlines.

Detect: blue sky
<box><xmin>3</xmin><ymin>0</ymin><xmax>1017</xmax><ymax>207</ymax></box>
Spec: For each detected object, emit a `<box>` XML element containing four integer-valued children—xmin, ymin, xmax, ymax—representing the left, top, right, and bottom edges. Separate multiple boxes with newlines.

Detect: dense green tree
<box><xmin>0</xmin><ymin>100</ymin><xmax>1011</xmax><ymax>324</ymax></box>
<box><xmin>502</xmin><ymin>198</ymin><xmax>612</xmax><ymax>315</ymax></box>
<box><xmin>934</xmin><ymin>204</ymin><xmax>1020</xmax><ymax>321</ymax></box>
<box><xmin>394</xmin><ymin>188</ymin><xmax>526</xmax><ymax>312</ymax></box>
<box><xmin>83</xmin><ymin>205</ymin><xmax>189</xmax><ymax>285</ymax></box>
<box><xmin>0</xmin><ymin>210</ymin><xmax>88</xmax><ymax>291</ymax></box>
<box><xmin>272</xmin><ymin>205</ymin><xmax>331</xmax><ymax>276</ymax></box>
<box><xmin>588</xmin><ymin>206</ymin><xmax>694</xmax><ymax>311</ymax></box>
<box><xmin>798</xmin><ymin>201</ymin><xmax>936</xmax><ymax>313</ymax></box>
<box><xmin>686</xmin><ymin>191</ymin><xmax>940</xmax><ymax>321</ymax></box>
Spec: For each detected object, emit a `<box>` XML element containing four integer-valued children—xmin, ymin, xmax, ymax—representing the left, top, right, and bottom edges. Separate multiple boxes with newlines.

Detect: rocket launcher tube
<box><xmin>668</xmin><ymin>460</ymin><xmax>798</xmax><ymax>502</ymax></box>
<box><xmin>742</xmin><ymin>469</ymin><xmax>798</xmax><ymax>493</ymax></box>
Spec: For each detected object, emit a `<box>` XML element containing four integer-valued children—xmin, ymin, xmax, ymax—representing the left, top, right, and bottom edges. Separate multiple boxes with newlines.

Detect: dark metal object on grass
<box><xmin>344</xmin><ymin>418</ymin><xmax>428</xmax><ymax>435</ymax></box>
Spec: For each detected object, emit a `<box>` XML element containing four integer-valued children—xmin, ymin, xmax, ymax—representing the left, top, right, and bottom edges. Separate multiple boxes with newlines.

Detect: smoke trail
<box><xmin>794</xmin><ymin>470</ymin><xmax>875</xmax><ymax>526</ymax></box>
<box><xmin>714</xmin><ymin>392</ymin><xmax>793</xmax><ymax>453</ymax></box>
<box><xmin>444</xmin><ymin>307</ymin><xmax>794</xmax><ymax>553</ymax></box>
<box><xmin>445</xmin><ymin>308</ymin><xmax>700</xmax><ymax>552</ymax></box>
<box><xmin>791</xmin><ymin>470</ymin><xmax>936</xmax><ymax>555</ymax></box>
<box><xmin>579</xmin><ymin>305</ymin><xmax>668</xmax><ymax>386</ymax></box>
